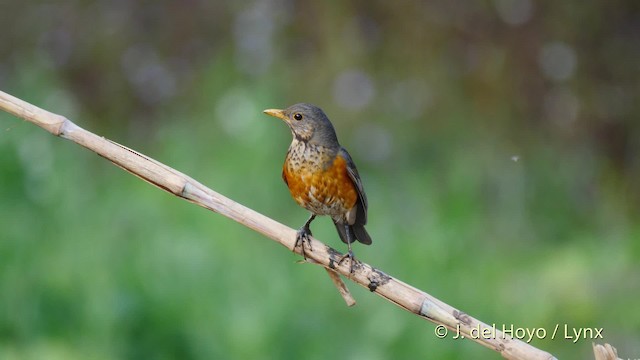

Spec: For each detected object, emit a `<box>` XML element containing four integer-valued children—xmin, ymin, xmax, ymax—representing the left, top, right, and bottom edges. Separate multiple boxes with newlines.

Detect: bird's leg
<box><xmin>337</xmin><ymin>225</ymin><xmax>356</xmax><ymax>273</ymax></box>
<box><xmin>296</xmin><ymin>214</ymin><xmax>316</xmax><ymax>259</ymax></box>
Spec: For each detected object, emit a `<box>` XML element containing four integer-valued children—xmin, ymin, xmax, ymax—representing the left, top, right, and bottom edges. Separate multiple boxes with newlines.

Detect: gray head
<box><xmin>263</xmin><ymin>103</ymin><xmax>339</xmax><ymax>147</ymax></box>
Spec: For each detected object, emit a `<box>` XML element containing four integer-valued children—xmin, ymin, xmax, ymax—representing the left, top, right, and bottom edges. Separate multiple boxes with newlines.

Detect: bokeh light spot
<box><xmin>333</xmin><ymin>69</ymin><xmax>375</xmax><ymax>110</ymax></box>
<box><xmin>538</xmin><ymin>42</ymin><xmax>577</xmax><ymax>82</ymax></box>
<box><xmin>353</xmin><ymin>123</ymin><xmax>393</xmax><ymax>164</ymax></box>
<box><xmin>493</xmin><ymin>0</ymin><xmax>534</xmax><ymax>26</ymax></box>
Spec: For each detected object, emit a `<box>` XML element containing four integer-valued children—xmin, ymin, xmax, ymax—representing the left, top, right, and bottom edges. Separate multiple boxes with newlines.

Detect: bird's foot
<box><xmin>337</xmin><ymin>249</ymin><xmax>356</xmax><ymax>273</ymax></box>
<box><xmin>295</xmin><ymin>226</ymin><xmax>313</xmax><ymax>259</ymax></box>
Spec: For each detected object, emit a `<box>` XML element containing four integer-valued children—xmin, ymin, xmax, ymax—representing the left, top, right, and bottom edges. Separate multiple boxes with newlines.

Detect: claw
<box><xmin>337</xmin><ymin>249</ymin><xmax>356</xmax><ymax>273</ymax></box>
<box><xmin>338</xmin><ymin>223</ymin><xmax>357</xmax><ymax>273</ymax></box>
<box><xmin>294</xmin><ymin>214</ymin><xmax>316</xmax><ymax>260</ymax></box>
<box><xmin>295</xmin><ymin>226</ymin><xmax>313</xmax><ymax>259</ymax></box>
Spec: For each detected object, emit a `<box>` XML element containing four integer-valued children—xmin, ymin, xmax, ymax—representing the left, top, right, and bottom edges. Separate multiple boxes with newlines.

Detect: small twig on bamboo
<box><xmin>3</xmin><ymin>88</ymin><xmax>619</xmax><ymax>360</ymax></box>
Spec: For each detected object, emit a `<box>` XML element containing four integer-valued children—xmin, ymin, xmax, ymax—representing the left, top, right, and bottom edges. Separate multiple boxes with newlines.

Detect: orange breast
<box><xmin>283</xmin><ymin>154</ymin><xmax>358</xmax><ymax>216</ymax></box>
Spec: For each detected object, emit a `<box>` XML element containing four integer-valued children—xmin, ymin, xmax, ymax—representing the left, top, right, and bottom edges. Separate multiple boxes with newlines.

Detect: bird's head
<box><xmin>263</xmin><ymin>103</ymin><xmax>339</xmax><ymax>146</ymax></box>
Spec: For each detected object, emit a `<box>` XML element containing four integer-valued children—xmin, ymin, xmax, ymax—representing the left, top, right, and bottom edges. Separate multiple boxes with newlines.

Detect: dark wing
<box><xmin>339</xmin><ymin>147</ymin><xmax>368</xmax><ymax>225</ymax></box>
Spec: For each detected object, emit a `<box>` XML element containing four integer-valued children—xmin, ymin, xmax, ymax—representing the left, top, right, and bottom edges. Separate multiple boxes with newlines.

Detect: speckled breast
<box><xmin>282</xmin><ymin>141</ymin><xmax>358</xmax><ymax>216</ymax></box>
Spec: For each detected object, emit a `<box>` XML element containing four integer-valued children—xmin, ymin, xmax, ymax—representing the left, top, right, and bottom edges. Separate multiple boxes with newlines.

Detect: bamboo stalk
<box><xmin>0</xmin><ymin>89</ymin><xmax>564</xmax><ymax>359</ymax></box>
<box><xmin>593</xmin><ymin>343</ymin><xmax>622</xmax><ymax>360</ymax></box>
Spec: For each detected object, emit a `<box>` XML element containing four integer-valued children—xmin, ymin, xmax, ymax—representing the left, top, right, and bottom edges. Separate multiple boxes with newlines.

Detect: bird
<box><xmin>263</xmin><ymin>103</ymin><xmax>371</xmax><ymax>272</ymax></box>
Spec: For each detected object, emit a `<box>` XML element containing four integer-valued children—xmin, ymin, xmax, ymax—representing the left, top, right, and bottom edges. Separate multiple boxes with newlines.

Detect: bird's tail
<box><xmin>333</xmin><ymin>221</ymin><xmax>372</xmax><ymax>245</ymax></box>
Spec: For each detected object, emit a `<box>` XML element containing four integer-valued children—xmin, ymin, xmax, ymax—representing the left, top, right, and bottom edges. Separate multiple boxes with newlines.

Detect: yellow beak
<box><xmin>263</xmin><ymin>108</ymin><xmax>287</xmax><ymax>121</ymax></box>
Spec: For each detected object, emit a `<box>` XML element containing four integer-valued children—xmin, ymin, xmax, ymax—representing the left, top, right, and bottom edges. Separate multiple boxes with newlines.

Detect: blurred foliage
<box><xmin>1</xmin><ymin>1</ymin><xmax>639</xmax><ymax>359</ymax></box>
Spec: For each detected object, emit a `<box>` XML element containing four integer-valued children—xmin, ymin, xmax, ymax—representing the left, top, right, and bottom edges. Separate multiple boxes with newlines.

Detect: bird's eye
<box><xmin>293</xmin><ymin>113</ymin><xmax>303</xmax><ymax>121</ymax></box>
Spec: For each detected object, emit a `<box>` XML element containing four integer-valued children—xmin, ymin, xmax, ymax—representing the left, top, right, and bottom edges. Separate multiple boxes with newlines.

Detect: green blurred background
<box><xmin>1</xmin><ymin>1</ymin><xmax>638</xmax><ymax>359</ymax></box>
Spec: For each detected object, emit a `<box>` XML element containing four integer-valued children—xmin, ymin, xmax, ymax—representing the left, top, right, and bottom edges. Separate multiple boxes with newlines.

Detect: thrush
<box><xmin>263</xmin><ymin>103</ymin><xmax>372</xmax><ymax>272</ymax></box>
